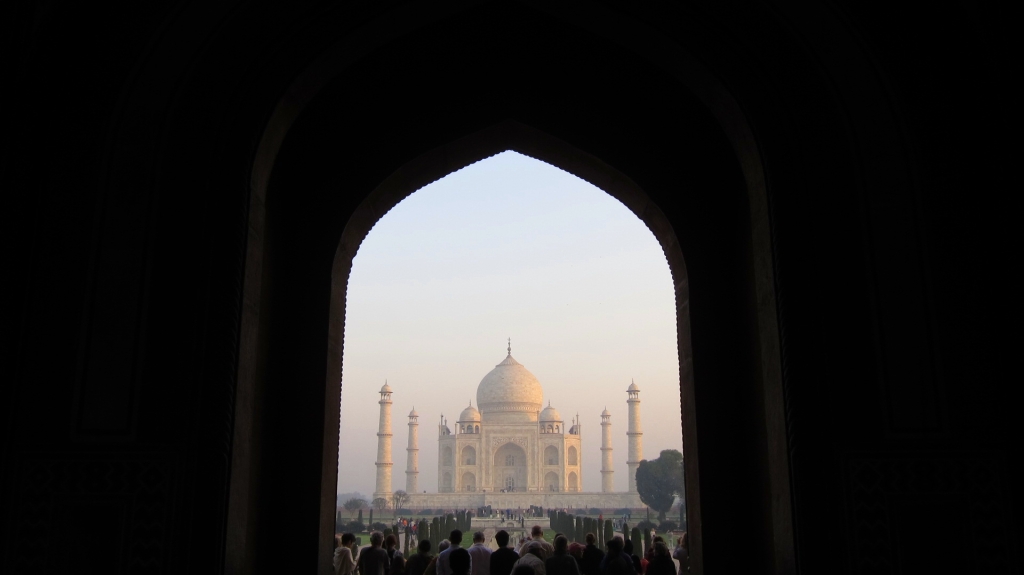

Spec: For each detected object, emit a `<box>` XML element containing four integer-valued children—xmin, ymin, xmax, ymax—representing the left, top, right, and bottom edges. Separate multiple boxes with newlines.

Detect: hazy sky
<box><xmin>338</xmin><ymin>151</ymin><xmax>681</xmax><ymax>496</ymax></box>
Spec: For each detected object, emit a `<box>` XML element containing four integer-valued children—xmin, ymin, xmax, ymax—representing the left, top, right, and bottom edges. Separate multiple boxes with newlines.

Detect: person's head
<box><xmin>370</xmin><ymin>532</ymin><xmax>384</xmax><ymax>547</ymax></box>
<box><xmin>531</xmin><ymin>525</ymin><xmax>544</xmax><ymax>539</ymax></box>
<box><xmin>526</xmin><ymin>541</ymin><xmax>545</xmax><ymax>559</ymax></box>
<box><xmin>449</xmin><ymin>530</ymin><xmax>463</xmax><ymax>545</ymax></box>
<box><xmin>342</xmin><ymin>533</ymin><xmax>356</xmax><ymax>547</ymax></box>
<box><xmin>511</xmin><ymin>566</ymin><xmax>535</xmax><ymax>575</ymax></box>
<box><xmin>473</xmin><ymin>531</ymin><xmax>485</xmax><ymax>544</ymax></box>
<box><xmin>385</xmin><ymin>534</ymin><xmax>398</xmax><ymax>549</ymax></box>
<box><xmin>653</xmin><ymin>536</ymin><xmax>664</xmax><ymax>545</ymax></box>
<box><xmin>495</xmin><ymin>530</ymin><xmax>510</xmax><ymax>548</ymax></box>
<box><xmin>553</xmin><ymin>535</ymin><xmax>569</xmax><ymax>554</ymax></box>
<box><xmin>569</xmin><ymin>542</ymin><xmax>585</xmax><ymax>559</ymax></box>
<box><xmin>449</xmin><ymin>548</ymin><xmax>471</xmax><ymax>575</ymax></box>
<box><xmin>585</xmin><ymin>533</ymin><xmax>596</xmax><ymax>545</ymax></box>
<box><xmin>418</xmin><ymin>539</ymin><xmax>432</xmax><ymax>554</ymax></box>
<box><xmin>653</xmin><ymin>542</ymin><xmax>670</xmax><ymax>558</ymax></box>
<box><xmin>606</xmin><ymin>537</ymin><xmax>623</xmax><ymax>553</ymax></box>
<box><xmin>438</xmin><ymin>539</ymin><xmax>451</xmax><ymax>553</ymax></box>
<box><xmin>623</xmin><ymin>539</ymin><xmax>634</xmax><ymax>555</ymax></box>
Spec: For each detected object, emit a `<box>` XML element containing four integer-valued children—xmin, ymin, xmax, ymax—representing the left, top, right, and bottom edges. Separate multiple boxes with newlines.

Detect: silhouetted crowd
<box><xmin>335</xmin><ymin>525</ymin><xmax>689</xmax><ymax>575</ymax></box>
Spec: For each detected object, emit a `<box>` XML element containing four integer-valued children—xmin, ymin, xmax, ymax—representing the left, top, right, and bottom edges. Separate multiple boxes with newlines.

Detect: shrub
<box><xmin>614</xmin><ymin>508</ymin><xmax>631</xmax><ymax>515</ymax></box>
<box><xmin>658</xmin><ymin>521</ymin><xmax>678</xmax><ymax>532</ymax></box>
<box><xmin>397</xmin><ymin>508</ymin><xmax>412</xmax><ymax>515</ymax></box>
<box><xmin>588</xmin><ymin>508</ymin><xmax>602</xmax><ymax>515</ymax></box>
<box><xmin>418</xmin><ymin>509</ymin><xmax>434</xmax><ymax>515</ymax></box>
<box><xmin>370</xmin><ymin>522</ymin><xmax>388</xmax><ymax>532</ymax></box>
<box><xmin>346</xmin><ymin>521</ymin><xmax>367</xmax><ymax>533</ymax></box>
<box><xmin>636</xmin><ymin>520</ymin><xmax>656</xmax><ymax>531</ymax></box>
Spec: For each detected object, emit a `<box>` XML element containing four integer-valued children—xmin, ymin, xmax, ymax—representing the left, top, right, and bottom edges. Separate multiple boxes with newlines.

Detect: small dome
<box><xmin>601</xmin><ymin>407</ymin><xmax>611</xmax><ymax>416</ymax></box>
<box><xmin>627</xmin><ymin>381</ymin><xmax>640</xmax><ymax>392</ymax></box>
<box><xmin>381</xmin><ymin>382</ymin><xmax>393</xmax><ymax>393</ymax></box>
<box><xmin>540</xmin><ymin>403</ymin><xmax>563</xmax><ymax>422</ymax></box>
<box><xmin>409</xmin><ymin>407</ymin><xmax>418</xmax><ymax>417</ymax></box>
<box><xmin>459</xmin><ymin>402</ymin><xmax>481</xmax><ymax>422</ymax></box>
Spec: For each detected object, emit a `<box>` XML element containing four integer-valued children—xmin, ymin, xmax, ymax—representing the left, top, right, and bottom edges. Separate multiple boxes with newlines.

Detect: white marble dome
<box><xmin>540</xmin><ymin>403</ymin><xmax>562</xmax><ymax>422</ymax></box>
<box><xmin>476</xmin><ymin>352</ymin><xmax>544</xmax><ymax>414</ymax></box>
<box><xmin>458</xmin><ymin>402</ymin><xmax>481</xmax><ymax>422</ymax></box>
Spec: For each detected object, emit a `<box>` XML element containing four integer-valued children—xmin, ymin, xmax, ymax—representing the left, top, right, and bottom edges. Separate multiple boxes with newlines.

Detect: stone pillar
<box><xmin>374</xmin><ymin>383</ymin><xmax>393</xmax><ymax>499</ymax></box>
<box><xmin>626</xmin><ymin>381</ymin><xmax>642</xmax><ymax>493</ymax></box>
<box><xmin>601</xmin><ymin>408</ymin><xmax>614</xmax><ymax>492</ymax></box>
<box><xmin>406</xmin><ymin>407</ymin><xmax>419</xmax><ymax>493</ymax></box>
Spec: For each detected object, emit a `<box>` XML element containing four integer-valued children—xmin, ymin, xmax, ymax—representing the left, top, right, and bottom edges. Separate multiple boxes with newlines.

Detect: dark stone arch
<box><xmin>6</xmin><ymin>2</ymin><xmax>1017</xmax><ymax>574</ymax></box>
<box><xmin>234</xmin><ymin>5</ymin><xmax>789</xmax><ymax>574</ymax></box>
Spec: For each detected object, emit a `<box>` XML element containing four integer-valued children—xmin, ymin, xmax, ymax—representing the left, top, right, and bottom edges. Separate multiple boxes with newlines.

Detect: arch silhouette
<box><xmin>235</xmin><ymin>7</ymin><xmax>792</xmax><ymax>572</ymax></box>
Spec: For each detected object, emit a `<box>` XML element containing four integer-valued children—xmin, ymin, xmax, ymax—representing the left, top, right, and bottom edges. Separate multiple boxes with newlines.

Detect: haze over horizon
<box><xmin>338</xmin><ymin>151</ymin><xmax>682</xmax><ymax>497</ymax></box>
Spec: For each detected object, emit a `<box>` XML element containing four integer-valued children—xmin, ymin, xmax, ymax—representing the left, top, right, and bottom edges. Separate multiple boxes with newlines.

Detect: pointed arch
<box><xmin>236</xmin><ymin>5</ymin><xmax>794</xmax><ymax>568</ymax></box>
<box><xmin>545</xmin><ymin>445</ymin><xmax>559</xmax><ymax>466</ymax></box>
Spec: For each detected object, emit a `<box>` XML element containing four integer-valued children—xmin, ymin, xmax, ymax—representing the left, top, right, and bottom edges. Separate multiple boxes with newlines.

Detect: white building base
<box><xmin>405</xmin><ymin>491</ymin><xmax>642</xmax><ymax>510</ymax></box>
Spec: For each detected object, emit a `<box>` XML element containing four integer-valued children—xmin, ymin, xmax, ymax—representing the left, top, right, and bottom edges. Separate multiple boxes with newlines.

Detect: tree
<box><xmin>344</xmin><ymin>497</ymin><xmax>367</xmax><ymax>514</ymax></box>
<box><xmin>391</xmin><ymin>490</ymin><xmax>409</xmax><ymax>514</ymax></box>
<box><xmin>372</xmin><ymin>497</ymin><xmax>389</xmax><ymax>514</ymax></box>
<box><xmin>635</xmin><ymin>449</ymin><xmax>684</xmax><ymax>522</ymax></box>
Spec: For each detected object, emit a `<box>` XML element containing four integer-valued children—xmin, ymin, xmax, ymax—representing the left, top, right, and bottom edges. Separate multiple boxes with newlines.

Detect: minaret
<box><xmin>601</xmin><ymin>407</ymin><xmax>614</xmax><ymax>492</ymax></box>
<box><xmin>406</xmin><ymin>407</ymin><xmax>419</xmax><ymax>493</ymax></box>
<box><xmin>374</xmin><ymin>382</ymin><xmax>394</xmax><ymax>499</ymax></box>
<box><xmin>626</xmin><ymin>380</ymin><xmax>643</xmax><ymax>492</ymax></box>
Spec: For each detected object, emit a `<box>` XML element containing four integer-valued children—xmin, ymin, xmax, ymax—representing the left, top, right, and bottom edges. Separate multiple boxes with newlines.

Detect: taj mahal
<box><xmin>372</xmin><ymin>342</ymin><xmax>645</xmax><ymax>509</ymax></box>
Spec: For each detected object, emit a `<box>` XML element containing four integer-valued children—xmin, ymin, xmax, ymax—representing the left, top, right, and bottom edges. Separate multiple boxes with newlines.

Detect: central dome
<box><xmin>476</xmin><ymin>352</ymin><xmax>544</xmax><ymax>415</ymax></box>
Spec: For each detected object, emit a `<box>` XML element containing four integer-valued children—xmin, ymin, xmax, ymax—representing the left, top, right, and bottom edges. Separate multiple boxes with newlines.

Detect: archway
<box><xmin>461</xmin><ymin>472</ymin><xmax>476</xmax><ymax>492</ymax></box>
<box><xmin>568</xmin><ymin>472</ymin><xmax>579</xmax><ymax>492</ymax></box>
<box><xmin>568</xmin><ymin>446</ymin><xmax>578</xmax><ymax>466</ymax></box>
<box><xmin>237</xmin><ymin>7</ymin><xmax>795</xmax><ymax>569</ymax></box>
<box><xmin>493</xmin><ymin>443</ymin><xmax>528</xmax><ymax>492</ymax></box>
<box><xmin>545</xmin><ymin>446</ymin><xmax>559</xmax><ymax>466</ymax></box>
<box><xmin>545</xmin><ymin>471</ymin><xmax>561</xmax><ymax>492</ymax></box>
<box><xmin>462</xmin><ymin>446</ymin><xmax>476</xmax><ymax>466</ymax></box>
